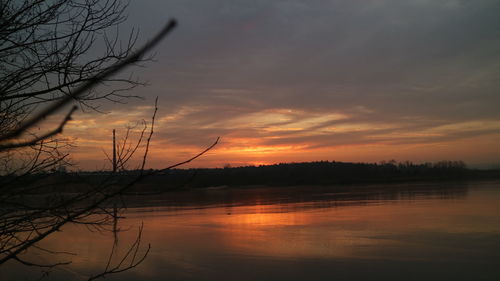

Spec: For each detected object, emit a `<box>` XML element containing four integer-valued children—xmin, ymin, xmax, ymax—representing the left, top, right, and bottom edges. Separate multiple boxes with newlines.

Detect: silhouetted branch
<box><xmin>1</xmin><ymin>2</ymin><xmax>221</xmax><ymax>280</ymax></box>
<box><xmin>140</xmin><ymin>97</ymin><xmax>158</xmax><ymax>173</ymax></box>
<box><xmin>159</xmin><ymin>137</ymin><xmax>220</xmax><ymax>172</ymax></box>
<box><xmin>12</xmin><ymin>256</ymin><xmax>71</xmax><ymax>268</ymax></box>
<box><xmin>0</xmin><ymin>106</ymin><xmax>77</xmax><ymax>151</ymax></box>
<box><xmin>0</xmin><ymin>2</ymin><xmax>178</xmax><ymax>274</ymax></box>
<box><xmin>0</xmin><ymin>19</ymin><xmax>177</xmax><ymax>143</ymax></box>
<box><xmin>86</xmin><ymin>224</ymin><xmax>150</xmax><ymax>281</ymax></box>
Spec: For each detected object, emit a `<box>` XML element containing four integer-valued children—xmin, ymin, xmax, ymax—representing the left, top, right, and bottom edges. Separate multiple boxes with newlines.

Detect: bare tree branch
<box><xmin>0</xmin><ymin>105</ymin><xmax>77</xmax><ymax>151</ymax></box>
<box><xmin>140</xmin><ymin>96</ymin><xmax>158</xmax><ymax>173</ymax></box>
<box><xmin>0</xmin><ymin>19</ymin><xmax>177</xmax><ymax>143</ymax></box>
<box><xmin>159</xmin><ymin>137</ymin><xmax>220</xmax><ymax>172</ymax></box>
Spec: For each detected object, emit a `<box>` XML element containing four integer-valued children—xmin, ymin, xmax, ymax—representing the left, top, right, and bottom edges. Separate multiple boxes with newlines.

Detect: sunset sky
<box><xmin>60</xmin><ymin>0</ymin><xmax>500</xmax><ymax>170</ymax></box>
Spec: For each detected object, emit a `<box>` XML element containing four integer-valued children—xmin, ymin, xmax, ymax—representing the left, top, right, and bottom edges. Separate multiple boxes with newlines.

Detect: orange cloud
<box><xmin>47</xmin><ymin>102</ymin><xmax>500</xmax><ymax>171</ymax></box>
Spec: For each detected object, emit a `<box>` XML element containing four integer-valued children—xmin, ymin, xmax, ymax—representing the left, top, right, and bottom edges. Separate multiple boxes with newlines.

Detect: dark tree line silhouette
<box><xmin>32</xmin><ymin>159</ymin><xmax>498</xmax><ymax>194</ymax></box>
<box><xmin>139</xmin><ymin>160</ymin><xmax>477</xmax><ymax>189</ymax></box>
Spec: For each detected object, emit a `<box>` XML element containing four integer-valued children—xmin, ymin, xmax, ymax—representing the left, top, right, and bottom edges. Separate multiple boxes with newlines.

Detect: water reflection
<box><xmin>3</xmin><ymin>181</ymin><xmax>500</xmax><ymax>281</ymax></box>
<box><xmin>130</xmin><ymin>181</ymin><xmax>470</xmax><ymax>212</ymax></box>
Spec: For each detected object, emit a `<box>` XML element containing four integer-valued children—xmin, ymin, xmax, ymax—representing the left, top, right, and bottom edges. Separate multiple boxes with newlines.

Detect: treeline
<box><xmin>7</xmin><ymin>160</ymin><xmax>499</xmax><ymax>193</ymax></box>
<box><xmin>135</xmin><ymin>160</ymin><xmax>497</xmax><ymax>190</ymax></box>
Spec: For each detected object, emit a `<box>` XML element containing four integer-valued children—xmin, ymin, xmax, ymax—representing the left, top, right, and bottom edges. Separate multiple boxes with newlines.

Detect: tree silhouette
<box><xmin>0</xmin><ymin>1</ymin><xmax>183</xmax><ymax>279</ymax></box>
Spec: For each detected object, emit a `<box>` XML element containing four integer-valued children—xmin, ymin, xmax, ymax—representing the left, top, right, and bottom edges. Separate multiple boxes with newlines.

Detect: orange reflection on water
<box><xmin>8</xmin><ymin>182</ymin><xmax>500</xmax><ymax>281</ymax></box>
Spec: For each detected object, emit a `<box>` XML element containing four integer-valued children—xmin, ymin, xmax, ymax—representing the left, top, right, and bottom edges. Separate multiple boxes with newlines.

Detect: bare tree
<box><xmin>0</xmin><ymin>0</ymin><xmax>201</xmax><ymax>279</ymax></box>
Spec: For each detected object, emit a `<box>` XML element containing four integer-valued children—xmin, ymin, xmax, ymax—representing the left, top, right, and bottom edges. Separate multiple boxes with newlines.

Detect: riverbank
<box><xmin>3</xmin><ymin>161</ymin><xmax>500</xmax><ymax>195</ymax></box>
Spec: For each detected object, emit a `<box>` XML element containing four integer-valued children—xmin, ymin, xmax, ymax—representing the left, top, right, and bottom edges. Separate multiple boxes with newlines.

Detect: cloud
<box><xmin>61</xmin><ymin>0</ymin><xmax>500</xmax><ymax>168</ymax></box>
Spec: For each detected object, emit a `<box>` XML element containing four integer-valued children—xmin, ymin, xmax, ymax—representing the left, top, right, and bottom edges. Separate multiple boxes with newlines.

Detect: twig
<box><xmin>140</xmin><ymin>97</ymin><xmax>158</xmax><ymax>174</ymax></box>
<box><xmin>159</xmin><ymin>137</ymin><xmax>220</xmax><ymax>172</ymax></box>
<box><xmin>0</xmin><ymin>19</ymin><xmax>177</xmax><ymax>143</ymax></box>
<box><xmin>0</xmin><ymin>106</ymin><xmax>77</xmax><ymax>151</ymax></box>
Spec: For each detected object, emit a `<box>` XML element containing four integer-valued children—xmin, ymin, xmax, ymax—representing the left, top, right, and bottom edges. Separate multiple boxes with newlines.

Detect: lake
<box><xmin>2</xmin><ymin>180</ymin><xmax>500</xmax><ymax>281</ymax></box>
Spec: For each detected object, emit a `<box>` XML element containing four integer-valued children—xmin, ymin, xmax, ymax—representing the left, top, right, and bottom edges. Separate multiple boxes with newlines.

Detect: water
<box><xmin>3</xmin><ymin>181</ymin><xmax>500</xmax><ymax>281</ymax></box>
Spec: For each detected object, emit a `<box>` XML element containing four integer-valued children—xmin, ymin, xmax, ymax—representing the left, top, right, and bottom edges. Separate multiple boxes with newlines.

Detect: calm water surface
<box><xmin>3</xmin><ymin>181</ymin><xmax>500</xmax><ymax>281</ymax></box>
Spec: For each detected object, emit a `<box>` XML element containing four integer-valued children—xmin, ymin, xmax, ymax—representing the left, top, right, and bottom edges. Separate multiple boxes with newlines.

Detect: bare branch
<box><xmin>0</xmin><ymin>105</ymin><xmax>77</xmax><ymax>151</ymax></box>
<box><xmin>0</xmin><ymin>19</ymin><xmax>177</xmax><ymax>143</ymax></box>
<box><xmin>140</xmin><ymin>96</ymin><xmax>158</xmax><ymax>173</ymax></box>
<box><xmin>159</xmin><ymin>137</ymin><xmax>220</xmax><ymax>172</ymax></box>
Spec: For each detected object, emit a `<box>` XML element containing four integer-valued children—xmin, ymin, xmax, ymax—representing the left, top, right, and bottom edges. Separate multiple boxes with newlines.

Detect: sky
<box><xmin>60</xmin><ymin>0</ymin><xmax>500</xmax><ymax>170</ymax></box>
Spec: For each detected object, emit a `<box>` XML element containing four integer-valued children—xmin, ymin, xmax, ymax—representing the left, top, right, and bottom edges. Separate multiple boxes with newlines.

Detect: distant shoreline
<box><xmin>6</xmin><ymin>161</ymin><xmax>500</xmax><ymax>194</ymax></box>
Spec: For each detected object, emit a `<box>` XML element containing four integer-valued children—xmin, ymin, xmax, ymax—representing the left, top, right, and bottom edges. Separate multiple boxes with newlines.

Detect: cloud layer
<box><xmin>64</xmin><ymin>0</ymin><xmax>500</xmax><ymax>169</ymax></box>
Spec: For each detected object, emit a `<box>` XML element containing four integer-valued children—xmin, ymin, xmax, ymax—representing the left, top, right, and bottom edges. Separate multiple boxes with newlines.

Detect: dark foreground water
<box><xmin>3</xmin><ymin>181</ymin><xmax>500</xmax><ymax>281</ymax></box>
